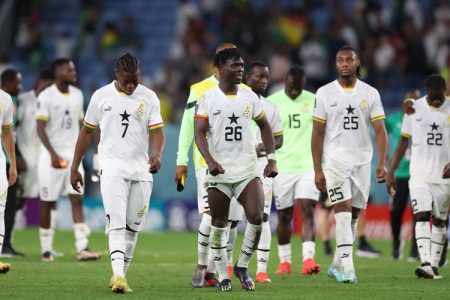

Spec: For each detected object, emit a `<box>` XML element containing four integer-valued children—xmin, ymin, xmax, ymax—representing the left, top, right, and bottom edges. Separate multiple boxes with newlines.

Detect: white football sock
<box><xmin>237</xmin><ymin>222</ymin><xmax>262</xmax><ymax>268</ymax></box>
<box><xmin>257</xmin><ymin>220</ymin><xmax>271</xmax><ymax>273</ymax></box>
<box><xmin>50</xmin><ymin>209</ymin><xmax>57</xmax><ymax>230</ymax></box>
<box><xmin>351</xmin><ymin>218</ymin><xmax>358</xmax><ymax>240</ymax></box>
<box><xmin>415</xmin><ymin>221</ymin><xmax>431</xmax><ymax>264</ymax></box>
<box><xmin>335</xmin><ymin>212</ymin><xmax>354</xmax><ymax>273</ymax></box>
<box><xmin>0</xmin><ymin>210</ymin><xmax>4</xmax><ymax>253</ymax></box>
<box><xmin>109</xmin><ymin>228</ymin><xmax>125</xmax><ymax>277</ymax></box>
<box><xmin>302</xmin><ymin>241</ymin><xmax>315</xmax><ymax>261</ymax></box>
<box><xmin>210</xmin><ymin>225</ymin><xmax>228</xmax><ymax>281</ymax></box>
<box><xmin>74</xmin><ymin>223</ymin><xmax>89</xmax><ymax>253</ymax></box>
<box><xmin>39</xmin><ymin>227</ymin><xmax>54</xmax><ymax>254</ymax></box>
<box><xmin>227</xmin><ymin>222</ymin><xmax>238</xmax><ymax>264</ymax></box>
<box><xmin>431</xmin><ymin>225</ymin><xmax>446</xmax><ymax>267</ymax></box>
<box><xmin>197</xmin><ymin>213</ymin><xmax>211</xmax><ymax>266</ymax></box>
<box><xmin>278</xmin><ymin>243</ymin><xmax>291</xmax><ymax>263</ymax></box>
<box><xmin>124</xmin><ymin>229</ymin><xmax>138</xmax><ymax>276</ymax></box>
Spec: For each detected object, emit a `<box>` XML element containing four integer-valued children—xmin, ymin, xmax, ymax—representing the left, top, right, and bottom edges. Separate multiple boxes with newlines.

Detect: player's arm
<box><xmin>373</xmin><ymin>119</ymin><xmax>388</xmax><ymax>183</ymax></box>
<box><xmin>311</xmin><ymin>121</ymin><xmax>326</xmax><ymax>192</ymax></box>
<box><xmin>194</xmin><ymin>115</ymin><xmax>224</xmax><ymax>176</ymax></box>
<box><xmin>70</xmin><ymin>125</ymin><xmax>95</xmax><ymax>192</ymax></box>
<box><xmin>148</xmin><ymin>127</ymin><xmax>165</xmax><ymax>174</ymax></box>
<box><xmin>386</xmin><ymin>135</ymin><xmax>409</xmax><ymax>194</ymax></box>
<box><xmin>36</xmin><ymin>120</ymin><xmax>64</xmax><ymax>168</ymax></box>
<box><xmin>255</xmin><ymin>114</ymin><xmax>277</xmax><ymax>178</ymax></box>
<box><xmin>443</xmin><ymin>163</ymin><xmax>450</xmax><ymax>179</ymax></box>
<box><xmin>174</xmin><ymin>89</ymin><xmax>197</xmax><ymax>183</ymax></box>
<box><xmin>2</xmin><ymin>127</ymin><xmax>16</xmax><ymax>186</ymax></box>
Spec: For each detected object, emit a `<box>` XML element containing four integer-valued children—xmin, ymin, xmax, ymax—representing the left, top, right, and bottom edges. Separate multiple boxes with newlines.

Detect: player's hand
<box><xmin>51</xmin><ymin>153</ymin><xmax>67</xmax><ymax>169</ymax></box>
<box><xmin>174</xmin><ymin>165</ymin><xmax>188</xmax><ymax>184</ymax></box>
<box><xmin>443</xmin><ymin>163</ymin><xmax>450</xmax><ymax>179</ymax></box>
<box><xmin>149</xmin><ymin>154</ymin><xmax>162</xmax><ymax>174</ymax></box>
<box><xmin>386</xmin><ymin>172</ymin><xmax>396</xmax><ymax>195</ymax></box>
<box><xmin>70</xmin><ymin>169</ymin><xmax>84</xmax><ymax>193</ymax></box>
<box><xmin>376</xmin><ymin>165</ymin><xmax>387</xmax><ymax>183</ymax></box>
<box><xmin>207</xmin><ymin>160</ymin><xmax>225</xmax><ymax>176</ymax></box>
<box><xmin>264</xmin><ymin>160</ymin><xmax>278</xmax><ymax>178</ymax></box>
<box><xmin>17</xmin><ymin>157</ymin><xmax>27</xmax><ymax>173</ymax></box>
<box><xmin>8</xmin><ymin>164</ymin><xmax>17</xmax><ymax>186</ymax></box>
<box><xmin>315</xmin><ymin>169</ymin><xmax>327</xmax><ymax>193</ymax></box>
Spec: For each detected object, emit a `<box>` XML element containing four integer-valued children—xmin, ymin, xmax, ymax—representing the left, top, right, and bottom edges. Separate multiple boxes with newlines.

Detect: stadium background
<box><xmin>0</xmin><ymin>0</ymin><xmax>449</xmax><ymax>237</ymax></box>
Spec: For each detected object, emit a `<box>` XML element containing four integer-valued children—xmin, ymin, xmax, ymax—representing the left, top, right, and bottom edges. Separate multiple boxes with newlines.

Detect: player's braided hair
<box><xmin>0</xmin><ymin>68</ymin><xmax>19</xmax><ymax>85</ymax></box>
<box><xmin>116</xmin><ymin>53</ymin><xmax>140</xmax><ymax>73</ymax></box>
<box><xmin>51</xmin><ymin>58</ymin><xmax>72</xmax><ymax>76</ymax></box>
<box><xmin>213</xmin><ymin>48</ymin><xmax>242</xmax><ymax>68</ymax></box>
<box><xmin>425</xmin><ymin>74</ymin><xmax>446</xmax><ymax>93</ymax></box>
<box><xmin>338</xmin><ymin>45</ymin><xmax>361</xmax><ymax>77</ymax></box>
<box><xmin>286</xmin><ymin>65</ymin><xmax>305</xmax><ymax>82</ymax></box>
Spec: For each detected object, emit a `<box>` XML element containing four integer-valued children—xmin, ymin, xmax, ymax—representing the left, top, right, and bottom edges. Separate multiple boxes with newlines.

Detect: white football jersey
<box><xmin>253</xmin><ymin>96</ymin><xmax>283</xmax><ymax>144</ymax></box>
<box><xmin>17</xmin><ymin>90</ymin><xmax>41</xmax><ymax>160</ymax></box>
<box><xmin>313</xmin><ymin>79</ymin><xmax>385</xmax><ymax>167</ymax></box>
<box><xmin>36</xmin><ymin>84</ymin><xmax>84</xmax><ymax>154</ymax></box>
<box><xmin>84</xmin><ymin>82</ymin><xmax>164</xmax><ymax>181</ymax></box>
<box><xmin>0</xmin><ymin>89</ymin><xmax>14</xmax><ymax>164</ymax></box>
<box><xmin>195</xmin><ymin>85</ymin><xmax>264</xmax><ymax>183</ymax></box>
<box><xmin>401</xmin><ymin>97</ymin><xmax>450</xmax><ymax>185</ymax></box>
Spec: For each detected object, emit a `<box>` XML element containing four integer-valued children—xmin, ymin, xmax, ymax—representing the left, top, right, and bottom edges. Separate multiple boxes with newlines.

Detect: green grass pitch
<box><xmin>1</xmin><ymin>229</ymin><xmax>449</xmax><ymax>299</ymax></box>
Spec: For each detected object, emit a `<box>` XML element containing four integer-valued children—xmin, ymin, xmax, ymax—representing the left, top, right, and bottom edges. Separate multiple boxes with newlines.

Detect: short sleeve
<box><xmin>194</xmin><ymin>94</ymin><xmax>209</xmax><ymax>120</ymax></box>
<box><xmin>2</xmin><ymin>95</ymin><xmax>14</xmax><ymax>129</ymax></box>
<box><xmin>36</xmin><ymin>93</ymin><xmax>49</xmax><ymax>121</ymax></box>
<box><xmin>312</xmin><ymin>91</ymin><xmax>326</xmax><ymax>123</ymax></box>
<box><xmin>400</xmin><ymin>114</ymin><xmax>412</xmax><ymax>138</ymax></box>
<box><xmin>270</xmin><ymin>104</ymin><xmax>283</xmax><ymax>136</ymax></box>
<box><xmin>79</xmin><ymin>92</ymin><xmax>85</xmax><ymax>120</ymax></box>
<box><xmin>83</xmin><ymin>92</ymin><xmax>99</xmax><ymax>130</ymax></box>
<box><xmin>148</xmin><ymin>93</ymin><xmax>164</xmax><ymax>131</ymax></box>
<box><xmin>252</xmin><ymin>96</ymin><xmax>264</xmax><ymax>121</ymax></box>
<box><xmin>370</xmin><ymin>90</ymin><xmax>385</xmax><ymax>122</ymax></box>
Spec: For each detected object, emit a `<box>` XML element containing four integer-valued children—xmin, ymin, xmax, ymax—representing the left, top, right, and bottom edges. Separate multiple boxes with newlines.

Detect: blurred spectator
<box><xmin>100</xmin><ymin>22</ymin><xmax>121</xmax><ymax>55</ymax></box>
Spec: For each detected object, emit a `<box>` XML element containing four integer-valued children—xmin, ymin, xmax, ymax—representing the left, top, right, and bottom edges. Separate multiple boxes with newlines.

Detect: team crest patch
<box><xmin>301</xmin><ymin>102</ymin><xmax>309</xmax><ymax>113</ymax></box>
<box><xmin>137</xmin><ymin>205</ymin><xmax>147</xmax><ymax>218</ymax></box>
<box><xmin>135</xmin><ymin>103</ymin><xmax>145</xmax><ymax>118</ymax></box>
<box><xmin>446</xmin><ymin>116</ymin><xmax>450</xmax><ymax>127</ymax></box>
<box><xmin>359</xmin><ymin>98</ymin><xmax>367</xmax><ymax>112</ymax></box>
<box><xmin>243</xmin><ymin>104</ymin><xmax>251</xmax><ymax>118</ymax></box>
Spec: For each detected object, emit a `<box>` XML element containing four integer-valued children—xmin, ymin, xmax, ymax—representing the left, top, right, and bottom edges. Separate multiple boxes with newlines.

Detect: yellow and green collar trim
<box><xmin>312</xmin><ymin>116</ymin><xmax>326</xmax><ymax>124</ymax></box>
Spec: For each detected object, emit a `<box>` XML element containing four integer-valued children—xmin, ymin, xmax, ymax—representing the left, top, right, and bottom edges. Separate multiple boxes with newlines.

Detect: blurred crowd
<box><xmin>2</xmin><ymin>0</ymin><xmax>450</xmax><ymax>123</ymax></box>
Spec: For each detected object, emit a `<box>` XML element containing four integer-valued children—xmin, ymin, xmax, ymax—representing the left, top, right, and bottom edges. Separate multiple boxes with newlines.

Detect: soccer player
<box><xmin>269</xmin><ymin>66</ymin><xmax>321</xmax><ymax>275</ymax></box>
<box><xmin>0</xmin><ymin>87</ymin><xmax>17</xmax><ymax>273</ymax></box>
<box><xmin>174</xmin><ymin>42</ymin><xmax>238</xmax><ymax>288</ymax></box>
<box><xmin>225</xmin><ymin>61</ymin><xmax>283</xmax><ymax>284</ymax></box>
<box><xmin>36</xmin><ymin>58</ymin><xmax>101</xmax><ymax>262</ymax></box>
<box><xmin>194</xmin><ymin>48</ymin><xmax>277</xmax><ymax>292</ymax></box>
<box><xmin>386</xmin><ymin>74</ymin><xmax>450</xmax><ymax>279</ymax></box>
<box><xmin>71</xmin><ymin>53</ymin><xmax>165</xmax><ymax>293</ymax></box>
<box><xmin>312</xmin><ymin>45</ymin><xmax>388</xmax><ymax>284</ymax></box>
<box><xmin>386</xmin><ymin>89</ymin><xmax>420</xmax><ymax>261</ymax></box>
<box><xmin>0</xmin><ymin>69</ymin><xmax>22</xmax><ymax>257</ymax></box>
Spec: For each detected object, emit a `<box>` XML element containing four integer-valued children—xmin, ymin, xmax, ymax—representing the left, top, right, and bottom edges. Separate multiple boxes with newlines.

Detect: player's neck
<box><xmin>219</xmin><ymin>82</ymin><xmax>238</xmax><ymax>95</ymax></box>
<box><xmin>55</xmin><ymin>81</ymin><xmax>69</xmax><ymax>93</ymax></box>
<box><xmin>337</xmin><ymin>76</ymin><xmax>357</xmax><ymax>89</ymax></box>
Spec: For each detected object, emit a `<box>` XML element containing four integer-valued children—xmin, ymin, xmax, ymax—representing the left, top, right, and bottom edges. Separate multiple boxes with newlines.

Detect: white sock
<box><xmin>74</xmin><ymin>223</ymin><xmax>89</xmax><ymax>253</ymax></box>
<box><xmin>431</xmin><ymin>225</ymin><xmax>446</xmax><ymax>267</ymax></box>
<box><xmin>351</xmin><ymin>218</ymin><xmax>358</xmax><ymax>240</ymax></box>
<box><xmin>124</xmin><ymin>229</ymin><xmax>138</xmax><ymax>276</ymax></box>
<box><xmin>39</xmin><ymin>227</ymin><xmax>54</xmax><ymax>254</ymax></box>
<box><xmin>278</xmin><ymin>243</ymin><xmax>291</xmax><ymax>263</ymax></box>
<box><xmin>206</xmin><ymin>250</ymin><xmax>216</xmax><ymax>273</ymax></box>
<box><xmin>198</xmin><ymin>213</ymin><xmax>211</xmax><ymax>266</ymax></box>
<box><xmin>109</xmin><ymin>228</ymin><xmax>125</xmax><ymax>277</ymax></box>
<box><xmin>335</xmin><ymin>212</ymin><xmax>354</xmax><ymax>273</ymax></box>
<box><xmin>50</xmin><ymin>209</ymin><xmax>57</xmax><ymax>230</ymax></box>
<box><xmin>302</xmin><ymin>241</ymin><xmax>315</xmax><ymax>261</ymax></box>
<box><xmin>0</xmin><ymin>210</ymin><xmax>4</xmax><ymax>253</ymax></box>
<box><xmin>210</xmin><ymin>225</ymin><xmax>228</xmax><ymax>281</ymax></box>
<box><xmin>257</xmin><ymin>220</ymin><xmax>271</xmax><ymax>273</ymax></box>
<box><xmin>237</xmin><ymin>222</ymin><xmax>262</xmax><ymax>268</ymax></box>
<box><xmin>227</xmin><ymin>222</ymin><xmax>238</xmax><ymax>264</ymax></box>
<box><xmin>415</xmin><ymin>221</ymin><xmax>431</xmax><ymax>264</ymax></box>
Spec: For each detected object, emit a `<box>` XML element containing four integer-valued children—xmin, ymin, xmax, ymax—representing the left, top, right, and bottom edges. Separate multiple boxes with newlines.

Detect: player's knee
<box><xmin>212</xmin><ymin>217</ymin><xmax>228</xmax><ymax>228</ymax></box>
<box><xmin>247</xmin><ymin>214</ymin><xmax>262</xmax><ymax>225</ymax></box>
<box><xmin>431</xmin><ymin>217</ymin><xmax>446</xmax><ymax>228</ymax></box>
<box><xmin>262</xmin><ymin>213</ymin><xmax>269</xmax><ymax>223</ymax></box>
<box><xmin>277</xmin><ymin>209</ymin><xmax>292</xmax><ymax>224</ymax></box>
<box><xmin>414</xmin><ymin>211</ymin><xmax>431</xmax><ymax>222</ymax></box>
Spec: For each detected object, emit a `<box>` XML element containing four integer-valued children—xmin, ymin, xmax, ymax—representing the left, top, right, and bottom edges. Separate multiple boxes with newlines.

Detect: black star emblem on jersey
<box><xmin>346</xmin><ymin>105</ymin><xmax>355</xmax><ymax>114</ymax></box>
<box><xmin>119</xmin><ymin>110</ymin><xmax>131</xmax><ymax>122</ymax></box>
<box><xmin>228</xmin><ymin>113</ymin><xmax>239</xmax><ymax>124</ymax></box>
<box><xmin>430</xmin><ymin>122</ymin><xmax>439</xmax><ymax>131</ymax></box>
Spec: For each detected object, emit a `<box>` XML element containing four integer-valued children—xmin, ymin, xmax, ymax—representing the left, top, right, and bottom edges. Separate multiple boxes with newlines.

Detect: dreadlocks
<box><xmin>116</xmin><ymin>53</ymin><xmax>140</xmax><ymax>73</ymax></box>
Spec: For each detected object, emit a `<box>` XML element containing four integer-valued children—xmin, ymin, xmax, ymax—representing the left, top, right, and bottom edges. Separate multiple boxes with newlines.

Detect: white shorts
<box><xmin>18</xmin><ymin>157</ymin><xmax>39</xmax><ymax>198</ymax></box>
<box><xmin>273</xmin><ymin>171</ymin><xmax>320</xmax><ymax>210</ymax></box>
<box><xmin>196</xmin><ymin>168</ymin><xmax>209</xmax><ymax>214</ymax></box>
<box><xmin>323</xmin><ymin>163</ymin><xmax>371</xmax><ymax>209</ymax></box>
<box><xmin>258</xmin><ymin>158</ymin><xmax>274</xmax><ymax>216</ymax></box>
<box><xmin>0</xmin><ymin>163</ymin><xmax>7</xmax><ymax>214</ymax></box>
<box><xmin>409</xmin><ymin>181</ymin><xmax>450</xmax><ymax>220</ymax></box>
<box><xmin>100</xmin><ymin>176</ymin><xmax>153</xmax><ymax>232</ymax></box>
<box><xmin>38</xmin><ymin>150</ymin><xmax>85</xmax><ymax>201</ymax></box>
